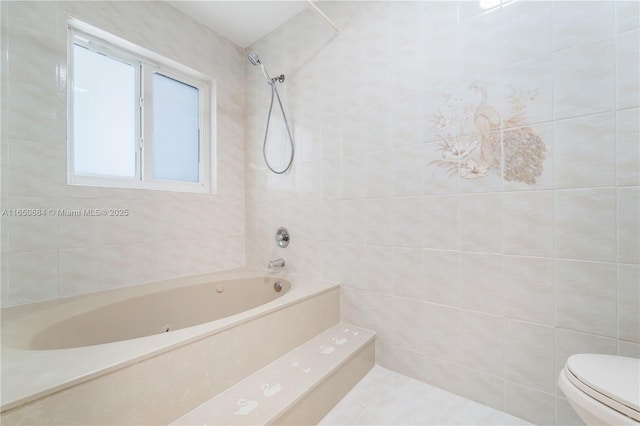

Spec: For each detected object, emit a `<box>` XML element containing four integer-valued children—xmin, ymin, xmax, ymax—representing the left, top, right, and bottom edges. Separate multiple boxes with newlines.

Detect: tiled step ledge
<box><xmin>172</xmin><ymin>323</ymin><xmax>375</xmax><ymax>426</ymax></box>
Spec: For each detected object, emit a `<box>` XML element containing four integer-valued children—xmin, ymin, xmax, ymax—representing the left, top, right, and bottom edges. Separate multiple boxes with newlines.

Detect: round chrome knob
<box><xmin>275</xmin><ymin>227</ymin><xmax>290</xmax><ymax>248</ymax></box>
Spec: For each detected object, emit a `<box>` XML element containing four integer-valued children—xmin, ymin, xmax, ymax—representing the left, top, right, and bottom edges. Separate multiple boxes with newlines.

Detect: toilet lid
<box><xmin>566</xmin><ymin>354</ymin><xmax>640</xmax><ymax>421</ymax></box>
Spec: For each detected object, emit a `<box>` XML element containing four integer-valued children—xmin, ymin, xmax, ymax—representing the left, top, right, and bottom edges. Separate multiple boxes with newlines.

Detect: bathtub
<box><xmin>0</xmin><ymin>268</ymin><xmax>340</xmax><ymax>425</ymax></box>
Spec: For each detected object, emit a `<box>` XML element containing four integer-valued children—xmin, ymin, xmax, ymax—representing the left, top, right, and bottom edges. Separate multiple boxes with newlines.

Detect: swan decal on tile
<box><xmin>342</xmin><ymin>328</ymin><xmax>350</xmax><ymax>333</ymax></box>
<box><xmin>290</xmin><ymin>360</ymin><xmax>299</xmax><ymax>367</ymax></box>
<box><xmin>320</xmin><ymin>345</ymin><xmax>335</xmax><ymax>354</ymax></box>
<box><xmin>332</xmin><ymin>336</ymin><xmax>348</xmax><ymax>345</ymax></box>
<box><xmin>302</xmin><ymin>367</ymin><xmax>312</xmax><ymax>373</ymax></box>
<box><xmin>233</xmin><ymin>399</ymin><xmax>258</xmax><ymax>415</ymax></box>
<box><xmin>262</xmin><ymin>383</ymin><xmax>282</xmax><ymax>397</ymax></box>
<box><xmin>430</xmin><ymin>82</ymin><xmax>546</xmax><ymax>185</ymax></box>
<box><xmin>352</xmin><ymin>331</ymin><xmax>359</xmax><ymax>336</ymax></box>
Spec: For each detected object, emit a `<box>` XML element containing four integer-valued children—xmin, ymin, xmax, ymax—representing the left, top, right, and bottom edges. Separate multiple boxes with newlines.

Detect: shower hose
<box><xmin>262</xmin><ymin>81</ymin><xmax>295</xmax><ymax>175</ymax></box>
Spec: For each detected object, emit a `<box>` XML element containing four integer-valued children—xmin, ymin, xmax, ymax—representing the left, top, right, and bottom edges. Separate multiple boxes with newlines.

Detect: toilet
<box><xmin>559</xmin><ymin>354</ymin><xmax>640</xmax><ymax>425</ymax></box>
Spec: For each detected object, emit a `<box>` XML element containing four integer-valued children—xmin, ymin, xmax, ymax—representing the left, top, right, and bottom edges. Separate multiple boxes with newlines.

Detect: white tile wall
<box><xmin>503</xmin><ymin>190</ymin><xmax>554</xmax><ymax>257</ymax></box>
<box><xmin>553</xmin><ymin>113</ymin><xmax>616</xmax><ymax>189</ymax></box>
<box><xmin>245</xmin><ymin>2</ymin><xmax>640</xmax><ymax>425</ymax></box>
<box><xmin>618</xmin><ymin>187</ymin><xmax>640</xmax><ymax>264</ymax></box>
<box><xmin>423</xmin><ymin>303</ymin><xmax>460</xmax><ymax>363</ymax></box>
<box><xmin>618</xmin><ymin>264</ymin><xmax>640</xmax><ymax>343</ymax></box>
<box><xmin>423</xmin><ymin>249</ymin><xmax>460</xmax><ymax>306</ymax></box>
<box><xmin>459</xmin><ymin>193</ymin><xmax>503</xmax><ymax>253</ymax></box>
<box><xmin>501</xmin><ymin>1</ymin><xmax>552</xmax><ymax>66</ymax></box>
<box><xmin>616</xmin><ymin>107</ymin><xmax>640</xmax><ymax>186</ymax></box>
<box><xmin>1</xmin><ymin>1</ymin><xmax>246</xmax><ymax>306</ymax></box>
<box><xmin>553</xmin><ymin>38</ymin><xmax>616</xmax><ymax>120</ymax></box>
<box><xmin>392</xmin><ymin>247</ymin><xmax>424</xmax><ymax>300</ymax></box>
<box><xmin>504</xmin><ymin>381</ymin><xmax>555</xmax><ymax>426</ymax></box>
<box><xmin>552</xmin><ymin>1</ymin><xmax>615</xmax><ymax>51</ymax></box>
<box><xmin>616</xmin><ymin>29</ymin><xmax>640</xmax><ymax>109</ymax></box>
<box><xmin>504</xmin><ymin>319</ymin><xmax>556</xmax><ymax>393</ymax></box>
<box><xmin>554</xmin><ymin>188</ymin><xmax>617</xmax><ymax>262</ymax></box>
<box><xmin>459</xmin><ymin>311</ymin><xmax>504</xmax><ymax>377</ymax></box>
<box><xmin>460</xmin><ymin>252</ymin><xmax>502</xmax><ymax>315</ymax></box>
<box><xmin>423</xmin><ymin>195</ymin><xmax>459</xmax><ymax>250</ymax></box>
<box><xmin>503</xmin><ymin>255</ymin><xmax>555</xmax><ymax>326</ymax></box>
<box><xmin>555</xmin><ymin>259</ymin><xmax>618</xmax><ymax>337</ymax></box>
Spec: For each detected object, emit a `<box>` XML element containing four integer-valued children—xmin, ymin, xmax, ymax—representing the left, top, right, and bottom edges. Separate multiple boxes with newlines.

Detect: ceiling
<box><xmin>168</xmin><ymin>1</ymin><xmax>309</xmax><ymax>48</ymax></box>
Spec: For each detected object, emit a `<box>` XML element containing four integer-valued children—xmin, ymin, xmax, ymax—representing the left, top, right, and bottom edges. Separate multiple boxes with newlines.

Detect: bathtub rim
<box><xmin>0</xmin><ymin>268</ymin><xmax>339</xmax><ymax>412</ymax></box>
<box><xmin>4</xmin><ymin>272</ymin><xmax>293</xmax><ymax>350</ymax></box>
<box><xmin>2</xmin><ymin>268</ymin><xmax>279</xmax><ymax>325</ymax></box>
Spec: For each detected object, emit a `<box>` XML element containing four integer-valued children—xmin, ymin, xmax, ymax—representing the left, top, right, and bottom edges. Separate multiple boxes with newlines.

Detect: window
<box><xmin>151</xmin><ymin>73</ymin><xmax>200</xmax><ymax>182</ymax></box>
<box><xmin>72</xmin><ymin>43</ymin><xmax>138</xmax><ymax>178</ymax></box>
<box><xmin>68</xmin><ymin>18</ymin><xmax>213</xmax><ymax>193</ymax></box>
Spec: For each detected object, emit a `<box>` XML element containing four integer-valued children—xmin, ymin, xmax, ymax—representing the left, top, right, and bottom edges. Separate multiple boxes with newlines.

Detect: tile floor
<box><xmin>319</xmin><ymin>366</ymin><xmax>529</xmax><ymax>425</ymax></box>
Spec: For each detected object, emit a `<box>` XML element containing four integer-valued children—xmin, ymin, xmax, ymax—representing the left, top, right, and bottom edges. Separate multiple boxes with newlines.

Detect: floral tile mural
<box><xmin>430</xmin><ymin>82</ymin><xmax>547</xmax><ymax>184</ymax></box>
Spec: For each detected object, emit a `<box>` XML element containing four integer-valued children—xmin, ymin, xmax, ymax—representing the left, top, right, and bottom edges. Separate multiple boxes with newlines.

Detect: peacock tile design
<box><xmin>430</xmin><ymin>82</ymin><xmax>547</xmax><ymax>185</ymax></box>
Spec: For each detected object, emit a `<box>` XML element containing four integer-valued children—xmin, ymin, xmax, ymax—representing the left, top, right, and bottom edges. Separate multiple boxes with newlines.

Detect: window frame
<box><xmin>67</xmin><ymin>18</ymin><xmax>214</xmax><ymax>194</ymax></box>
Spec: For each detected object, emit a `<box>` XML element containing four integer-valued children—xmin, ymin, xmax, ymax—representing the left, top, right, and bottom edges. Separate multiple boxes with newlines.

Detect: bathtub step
<box><xmin>171</xmin><ymin>323</ymin><xmax>375</xmax><ymax>426</ymax></box>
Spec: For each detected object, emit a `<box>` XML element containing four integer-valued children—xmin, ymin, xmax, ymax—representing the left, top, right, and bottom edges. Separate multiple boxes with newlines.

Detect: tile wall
<box><xmin>1</xmin><ymin>1</ymin><xmax>246</xmax><ymax>307</ymax></box>
<box><xmin>244</xmin><ymin>2</ymin><xmax>640</xmax><ymax>424</ymax></box>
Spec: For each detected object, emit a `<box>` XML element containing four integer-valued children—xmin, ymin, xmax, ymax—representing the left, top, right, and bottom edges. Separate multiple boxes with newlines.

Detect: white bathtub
<box><xmin>1</xmin><ymin>268</ymin><xmax>340</xmax><ymax>425</ymax></box>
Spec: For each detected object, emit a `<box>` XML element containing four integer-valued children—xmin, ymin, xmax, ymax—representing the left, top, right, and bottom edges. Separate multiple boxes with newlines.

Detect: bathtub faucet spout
<box><xmin>268</xmin><ymin>258</ymin><xmax>285</xmax><ymax>270</ymax></box>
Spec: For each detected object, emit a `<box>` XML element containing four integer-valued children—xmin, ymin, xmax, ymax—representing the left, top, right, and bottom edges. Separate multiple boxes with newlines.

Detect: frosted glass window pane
<box><xmin>152</xmin><ymin>73</ymin><xmax>200</xmax><ymax>182</ymax></box>
<box><xmin>73</xmin><ymin>44</ymin><xmax>136</xmax><ymax>177</ymax></box>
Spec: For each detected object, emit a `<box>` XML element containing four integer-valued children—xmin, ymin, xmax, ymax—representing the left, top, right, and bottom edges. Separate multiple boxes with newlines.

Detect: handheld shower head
<box><xmin>247</xmin><ymin>52</ymin><xmax>261</xmax><ymax>66</ymax></box>
<box><xmin>247</xmin><ymin>52</ymin><xmax>269</xmax><ymax>81</ymax></box>
<box><xmin>247</xmin><ymin>52</ymin><xmax>284</xmax><ymax>85</ymax></box>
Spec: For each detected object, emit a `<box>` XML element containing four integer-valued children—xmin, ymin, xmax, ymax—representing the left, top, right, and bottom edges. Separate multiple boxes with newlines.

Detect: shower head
<box><xmin>247</xmin><ymin>52</ymin><xmax>269</xmax><ymax>81</ymax></box>
<box><xmin>247</xmin><ymin>52</ymin><xmax>261</xmax><ymax>66</ymax></box>
<box><xmin>247</xmin><ymin>52</ymin><xmax>285</xmax><ymax>85</ymax></box>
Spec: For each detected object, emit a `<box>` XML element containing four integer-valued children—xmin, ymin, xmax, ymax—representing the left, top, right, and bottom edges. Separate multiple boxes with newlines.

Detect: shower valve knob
<box><xmin>275</xmin><ymin>227</ymin><xmax>290</xmax><ymax>248</ymax></box>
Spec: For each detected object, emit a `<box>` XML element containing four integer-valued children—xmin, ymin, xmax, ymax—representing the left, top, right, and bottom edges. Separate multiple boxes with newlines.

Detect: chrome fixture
<box><xmin>247</xmin><ymin>52</ymin><xmax>284</xmax><ymax>85</ymax></box>
<box><xmin>275</xmin><ymin>227</ymin><xmax>290</xmax><ymax>248</ymax></box>
<box><xmin>268</xmin><ymin>258</ymin><xmax>285</xmax><ymax>270</ymax></box>
<box><xmin>274</xmin><ymin>281</ymin><xmax>283</xmax><ymax>292</ymax></box>
<box><xmin>247</xmin><ymin>52</ymin><xmax>295</xmax><ymax>175</ymax></box>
